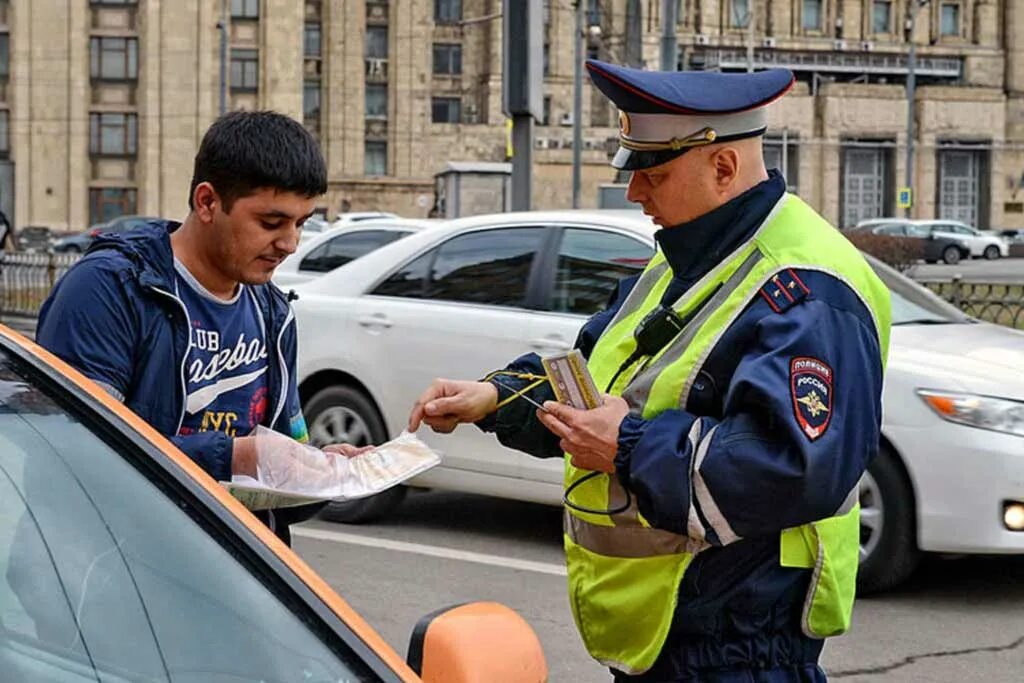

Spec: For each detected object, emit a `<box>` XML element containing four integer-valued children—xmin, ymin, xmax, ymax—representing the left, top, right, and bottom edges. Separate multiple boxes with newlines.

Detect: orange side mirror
<box><xmin>407</xmin><ymin>602</ymin><xmax>548</xmax><ymax>683</ymax></box>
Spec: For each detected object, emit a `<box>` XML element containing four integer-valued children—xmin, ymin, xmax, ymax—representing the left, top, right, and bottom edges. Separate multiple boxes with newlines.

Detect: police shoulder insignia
<box><xmin>790</xmin><ymin>357</ymin><xmax>833</xmax><ymax>441</ymax></box>
<box><xmin>759</xmin><ymin>269</ymin><xmax>811</xmax><ymax>313</ymax></box>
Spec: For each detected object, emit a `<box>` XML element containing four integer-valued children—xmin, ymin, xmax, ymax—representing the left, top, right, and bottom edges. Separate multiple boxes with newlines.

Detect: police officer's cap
<box><xmin>586</xmin><ymin>60</ymin><xmax>796</xmax><ymax>171</ymax></box>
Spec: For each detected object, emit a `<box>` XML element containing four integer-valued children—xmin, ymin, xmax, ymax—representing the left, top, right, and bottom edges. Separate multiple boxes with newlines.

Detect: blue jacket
<box><xmin>36</xmin><ymin>221</ymin><xmax>316</xmax><ymax>539</ymax></box>
<box><xmin>480</xmin><ymin>174</ymin><xmax>883</xmax><ymax>679</ymax></box>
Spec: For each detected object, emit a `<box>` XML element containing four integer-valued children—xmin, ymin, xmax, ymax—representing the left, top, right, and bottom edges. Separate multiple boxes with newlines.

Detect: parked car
<box><xmin>15</xmin><ymin>226</ymin><xmax>54</xmax><ymax>253</ymax></box>
<box><xmin>52</xmin><ymin>215</ymin><xmax>161</xmax><ymax>253</ymax></box>
<box><xmin>335</xmin><ymin>211</ymin><xmax>400</xmax><ymax>224</ymax></box>
<box><xmin>0</xmin><ymin>325</ymin><xmax>546</xmax><ymax>682</ymax></box>
<box><xmin>293</xmin><ymin>209</ymin><xmax>1024</xmax><ymax>593</ymax></box>
<box><xmin>276</xmin><ymin>219</ymin><xmax>437</xmax><ymax>288</ymax></box>
<box><xmin>855</xmin><ymin>218</ymin><xmax>1009</xmax><ymax>260</ymax></box>
<box><xmin>999</xmin><ymin>228</ymin><xmax>1024</xmax><ymax>242</ymax></box>
<box><xmin>849</xmin><ymin>220</ymin><xmax>970</xmax><ymax>265</ymax></box>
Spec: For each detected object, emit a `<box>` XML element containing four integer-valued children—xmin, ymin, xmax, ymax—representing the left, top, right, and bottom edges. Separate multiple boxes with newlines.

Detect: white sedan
<box><xmin>292</xmin><ymin>210</ymin><xmax>1024</xmax><ymax>593</ymax></box>
<box><xmin>275</xmin><ymin>219</ymin><xmax>436</xmax><ymax>288</ymax></box>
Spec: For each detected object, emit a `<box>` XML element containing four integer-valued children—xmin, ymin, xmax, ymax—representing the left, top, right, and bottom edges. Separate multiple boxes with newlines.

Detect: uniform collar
<box><xmin>654</xmin><ymin>170</ymin><xmax>786</xmax><ymax>281</ymax></box>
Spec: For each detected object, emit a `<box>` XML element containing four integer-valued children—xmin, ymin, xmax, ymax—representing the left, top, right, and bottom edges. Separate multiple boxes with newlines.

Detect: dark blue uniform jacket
<box><xmin>479</xmin><ymin>173</ymin><xmax>883</xmax><ymax>680</ymax></box>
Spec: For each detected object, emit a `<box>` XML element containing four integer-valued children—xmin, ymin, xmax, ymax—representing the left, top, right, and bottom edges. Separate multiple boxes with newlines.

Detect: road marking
<box><xmin>292</xmin><ymin>526</ymin><xmax>568</xmax><ymax>577</ymax></box>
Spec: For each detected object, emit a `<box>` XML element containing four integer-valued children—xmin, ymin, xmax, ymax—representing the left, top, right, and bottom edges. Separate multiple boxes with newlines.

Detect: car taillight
<box><xmin>89</xmin><ymin>229</ymin><xmax>101</xmax><ymax>237</ymax></box>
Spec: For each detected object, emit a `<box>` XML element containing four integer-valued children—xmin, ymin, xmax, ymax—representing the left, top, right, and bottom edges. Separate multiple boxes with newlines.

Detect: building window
<box><xmin>90</xmin><ymin>188</ymin><xmax>137</xmax><ymax>225</ymax></box>
<box><xmin>0</xmin><ymin>34</ymin><xmax>8</xmax><ymax>81</ymax></box>
<box><xmin>90</xmin><ymin>0</ymin><xmax>138</xmax><ymax>5</ymax></box>
<box><xmin>941</xmin><ymin>3</ymin><xmax>960</xmax><ymax>37</ymax></box>
<box><xmin>763</xmin><ymin>136</ymin><xmax>800</xmax><ymax>195</ymax></box>
<box><xmin>366</xmin><ymin>26</ymin><xmax>388</xmax><ymax>59</ymax></box>
<box><xmin>841</xmin><ymin>144</ymin><xmax>893</xmax><ymax>228</ymax></box>
<box><xmin>871</xmin><ymin>1</ymin><xmax>891</xmax><ymax>34</ymax></box>
<box><xmin>543</xmin><ymin>96</ymin><xmax>552</xmax><ymax>126</ymax></box>
<box><xmin>304</xmin><ymin>23</ymin><xmax>321</xmax><ymax>58</ymax></box>
<box><xmin>230</xmin><ymin>49</ymin><xmax>258</xmax><ymax>92</ymax></box>
<box><xmin>303</xmin><ymin>80</ymin><xmax>321</xmax><ymax>122</ymax></box>
<box><xmin>433</xmin><ymin>43</ymin><xmax>462</xmax><ymax>75</ymax></box>
<box><xmin>543</xmin><ymin>43</ymin><xmax>551</xmax><ymax>76</ymax></box>
<box><xmin>938</xmin><ymin>146</ymin><xmax>987</xmax><ymax>227</ymax></box>
<box><xmin>231</xmin><ymin>0</ymin><xmax>259</xmax><ymax>19</ymax></box>
<box><xmin>802</xmin><ymin>0</ymin><xmax>822</xmax><ymax>31</ymax></box>
<box><xmin>90</xmin><ymin>37</ymin><xmax>139</xmax><ymax>81</ymax></box>
<box><xmin>432</xmin><ymin>97</ymin><xmax>461</xmax><ymax>123</ymax></box>
<box><xmin>586</xmin><ymin>0</ymin><xmax>601</xmax><ymax>26</ymax></box>
<box><xmin>365</xmin><ymin>141</ymin><xmax>387</xmax><ymax>176</ymax></box>
<box><xmin>435</xmin><ymin>0</ymin><xmax>462</xmax><ymax>24</ymax></box>
<box><xmin>0</xmin><ymin>110</ymin><xmax>8</xmax><ymax>158</ymax></box>
<box><xmin>731</xmin><ymin>0</ymin><xmax>750</xmax><ymax>28</ymax></box>
<box><xmin>89</xmin><ymin>113</ymin><xmax>138</xmax><ymax>157</ymax></box>
<box><xmin>365</xmin><ymin>83</ymin><xmax>388</xmax><ymax>119</ymax></box>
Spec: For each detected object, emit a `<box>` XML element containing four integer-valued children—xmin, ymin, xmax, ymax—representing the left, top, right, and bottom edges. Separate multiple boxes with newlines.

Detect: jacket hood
<box><xmin>87</xmin><ymin>219</ymin><xmax>180</xmax><ymax>291</ymax></box>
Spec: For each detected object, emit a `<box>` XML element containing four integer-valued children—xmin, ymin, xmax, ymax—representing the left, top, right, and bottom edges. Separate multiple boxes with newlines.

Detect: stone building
<box><xmin>2</xmin><ymin>0</ymin><xmax>1022</xmax><ymax>231</ymax></box>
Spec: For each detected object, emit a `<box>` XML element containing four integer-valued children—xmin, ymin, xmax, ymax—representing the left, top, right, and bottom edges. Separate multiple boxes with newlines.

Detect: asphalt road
<box><xmin>295</xmin><ymin>490</ymin><xmax>1024</xmax><ymax>682</ymax></box>
<box><xmin>908</xmin><ymin>258</ymin><xmax>1024</xmax><ymax>282</ymax></box>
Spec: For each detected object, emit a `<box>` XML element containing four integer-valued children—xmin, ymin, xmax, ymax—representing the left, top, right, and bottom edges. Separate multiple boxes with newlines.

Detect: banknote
<box><xmin>542</xmin><ymin>349</ymin><xmax>601</xmax><ymax>410</ymax></box>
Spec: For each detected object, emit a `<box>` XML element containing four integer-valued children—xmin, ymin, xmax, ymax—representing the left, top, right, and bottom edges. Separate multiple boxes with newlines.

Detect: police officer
<box><xmin>409</xmin><ymin>61</ymin><xmax>891</xmax><ymax>682</ymax></box>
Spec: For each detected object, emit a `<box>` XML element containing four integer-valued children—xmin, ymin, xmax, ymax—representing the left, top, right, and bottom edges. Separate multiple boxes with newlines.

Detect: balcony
<box><xmin>699</xmin><ymin>49</ymin><xmax>963</xmax><ymax>80</ymax></box>
<box><xmin>365</xmin><ymin>58</ymin><xmax>388</xmax><ymax>83</ymax></box>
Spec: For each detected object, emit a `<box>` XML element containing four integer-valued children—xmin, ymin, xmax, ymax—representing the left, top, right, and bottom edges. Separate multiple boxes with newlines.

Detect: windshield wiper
<box><xmin>893</xmin><ymin>319</ymin><xmax>957</xmax><ymax>326</ymax></box>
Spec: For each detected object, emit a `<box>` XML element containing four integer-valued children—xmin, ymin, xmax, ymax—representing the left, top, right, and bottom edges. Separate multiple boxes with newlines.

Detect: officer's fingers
<box><xmin>543</xmin><ymin>400</ymin><xmax>585</xmax><ymax>427</ymax></box>
<box><xmin>538</xmin><ymin>409</ymin><xmax>572</xmax><ymax>440</ymax></box>
<box><xmin>409</xmin><ymin>379</ymin><xmax>450</xmax><ymax>430</ymax></box>
<box><xmin>424</xmin><ymin>414</ymin><xmax>459</xmax><ymax>434</ymax></box>
<box><xmin>424</xmin><ymin>394</ymin><xmax>469</xmax><ymax>418</ymax></box>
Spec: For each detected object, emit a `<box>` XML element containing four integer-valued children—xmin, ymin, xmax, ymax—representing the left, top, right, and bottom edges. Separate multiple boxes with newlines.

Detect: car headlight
<box><xmin>918</xmin><ymin>390</ymin><xmax>1024</xmax><ymax>437</ymax></box>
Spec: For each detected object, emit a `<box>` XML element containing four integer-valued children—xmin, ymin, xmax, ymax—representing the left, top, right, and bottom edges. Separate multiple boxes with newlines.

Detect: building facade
<box><xmin>2</xmin><ymin>0</ymin><xmax>1023</xmax><ymax>231</ymax></box>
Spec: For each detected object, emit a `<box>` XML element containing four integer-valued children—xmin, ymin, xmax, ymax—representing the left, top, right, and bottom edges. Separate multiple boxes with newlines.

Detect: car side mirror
<box><xmin>408</xmin><ymin>602</ymin><xmax>548</xmax><ymax>683</ymax></box>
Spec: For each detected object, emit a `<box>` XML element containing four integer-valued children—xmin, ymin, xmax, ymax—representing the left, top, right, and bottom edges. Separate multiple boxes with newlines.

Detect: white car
<box><xmin>856</xmin><ymin>218</ymin><xmax>1009</xmax><ymax>259</ymax></box>
<box><xmin>275</xmin><ymin>219</ymin><xmax>435</xmax><ymax>288</ymax></box>
<box><xmin>293</xmin><ymin>210</ymin><xmax>1024</xmax><ymax>593</ymax></box>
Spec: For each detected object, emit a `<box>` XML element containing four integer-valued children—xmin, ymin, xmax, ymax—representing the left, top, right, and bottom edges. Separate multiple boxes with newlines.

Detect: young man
<box><xmin>410</xmin><ymin>61</ymin><xmax>890</xmax><ymax>681</ymax></box>
<box><xmin>37</xmin><ymin>111</ymin><xmax>361</xmax><ymax>544</ymax></box>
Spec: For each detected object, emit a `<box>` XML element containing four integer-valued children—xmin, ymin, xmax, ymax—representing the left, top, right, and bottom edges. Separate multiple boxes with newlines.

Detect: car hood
<box><xmin>890</xmin><ymin>322</ymin><xmax>1024</xmax><ymax>400</ymax></box>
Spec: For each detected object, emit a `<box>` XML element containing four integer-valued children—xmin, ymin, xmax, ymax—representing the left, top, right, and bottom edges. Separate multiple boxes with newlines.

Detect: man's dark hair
<box><xmin>188</xmin><ymin>110</ymin><xmax>327</xmax><ymax>211</ymax></box>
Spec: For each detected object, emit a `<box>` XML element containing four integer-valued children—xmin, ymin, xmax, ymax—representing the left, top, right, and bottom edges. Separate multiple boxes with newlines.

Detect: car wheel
<box><xmin>857</xmin><ymin>446</ymin><xmax>921</xmax><ymax>594</ymax></box>
<box><xmin>941</xmin><ymin>246</ymin><xmax>961</xmax><ymax>265</ymax></box>
<box><xmin>304</xmin><ymin>385</ymin><xmax>406</xmax><ymax>523</ymax></box>
<box><xmin>983</xmin><ymin>245</ymin><xmax>1000</xmax><ymax>260</ymax></box>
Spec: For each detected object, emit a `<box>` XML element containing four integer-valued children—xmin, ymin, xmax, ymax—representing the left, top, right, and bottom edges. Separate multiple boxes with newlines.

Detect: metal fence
<box><xmin>919</xmin><ymin>277</ymin><xmax>1024</xmax><ymax>329</ymax></box>
<box><xmin>0</xmin><ymin>252</ymin><xmax>81</xmax><ymax>318</ymax></box>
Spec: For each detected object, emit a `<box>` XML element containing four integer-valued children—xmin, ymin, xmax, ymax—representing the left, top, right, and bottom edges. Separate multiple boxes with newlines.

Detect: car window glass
<box><xmin>425</xmin><ymin>227</ymin><xmax>545</xmax><ymax>307</ymax></box>
<box><xmin>551</xmin><ymin>228</ymin><xmax>653</xmax><ymax>315</ymax></box>
<box><xmin>371</xmin><ymin>248</ymin><xmax>435</xmax><ymax>298</ymax></box>
<box><xmin>863</xmin><ymin>254</ymin><xmax>968</xmax><ymax>323</ymax></box>
<box><xmin>0</xmin><ymin>357</ymin><xmax>379</xmax><ymax>682</ymax></box>
<box><xmin>300</xmin><ymin>230</ymin><xmax>409</xmax><ymax>273</ymax></box>
<box><xmin>905</xmin><ymin>224</ymin><xmax>929</xmax><ymax>238</ymax></box>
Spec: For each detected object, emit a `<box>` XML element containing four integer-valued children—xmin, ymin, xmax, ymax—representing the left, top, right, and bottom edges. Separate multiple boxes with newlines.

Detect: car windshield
<box><xmin>0</xmin><ymin>347</ymin><xmax>382</xmax><ymax>681</ymax></box>
<box><xmin>862</xmin><ymin>254</ymin><xmax>971</xmax><ymax>325</ymax></box>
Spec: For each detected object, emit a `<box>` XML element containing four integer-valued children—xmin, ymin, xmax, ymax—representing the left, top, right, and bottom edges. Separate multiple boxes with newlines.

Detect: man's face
<box><xmin>625</xmin><ymin>148</ymin><xmax>720</xmax><ymax>228</ymax></box>
<box><xmin>209</xmin><ymin>188</ymin><xmax>317</xmax><ymax>285</ymax></box>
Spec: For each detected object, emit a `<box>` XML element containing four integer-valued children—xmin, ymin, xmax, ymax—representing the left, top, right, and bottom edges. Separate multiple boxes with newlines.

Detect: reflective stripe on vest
<box><xmin>562</xmin><ymin>194</ymin><xmax>892</xmax><ymax>674</ymax></box>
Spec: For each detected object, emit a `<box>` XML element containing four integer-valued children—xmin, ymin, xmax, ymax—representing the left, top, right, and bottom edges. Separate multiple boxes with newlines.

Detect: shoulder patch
<box><xmin>790</xmin><ymin>357</ymin><xmax>833</xmax><ymax>441</ymax></box>
<box><xmin>759</xmin><ymin>269</ymin><xmax>810</xmax><ymax>313</ymax></box>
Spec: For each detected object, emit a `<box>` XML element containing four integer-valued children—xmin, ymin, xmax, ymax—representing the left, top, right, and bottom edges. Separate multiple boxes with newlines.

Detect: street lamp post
<box><xmin>572</xmin><ymin>0</ymin><xmax>584</xmax><ymax>208</ymax></box>
<box><xmin>904</xmin><ymin>0</ymin><xmax>929</xmax><ymax>218</ymax></box>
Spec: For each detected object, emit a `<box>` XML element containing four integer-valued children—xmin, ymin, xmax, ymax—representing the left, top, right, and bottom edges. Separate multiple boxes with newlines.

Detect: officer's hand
<box><xmin>536</xmin><ymin>395</ymin><xmax>630</xmax><ymax>473</ymax></box>
<box><xmin>323</xmin><ymin>443</ymin><xmax>375</xmax><ymax>458</ymax></box>
<box><xmin>409</xmin><ymin>379</ymin><xmax>498</xmax><ymax>433</ymax></box>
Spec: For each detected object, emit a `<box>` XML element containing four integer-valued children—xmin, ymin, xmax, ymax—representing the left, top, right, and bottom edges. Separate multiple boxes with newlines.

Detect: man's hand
<box><xmin>231</xmin><ymin>435</ymin><xmax>258</xmax><ymax>478</ymax></box>
<box><xmin>408</xmin><ymin>379</ymin><xmax>498</xmax><ymax>433</ymax></box>
<box><xmin>536</xmin><ymin>394</ymin><xmax>630</xmax><ymax>473</ymax></box>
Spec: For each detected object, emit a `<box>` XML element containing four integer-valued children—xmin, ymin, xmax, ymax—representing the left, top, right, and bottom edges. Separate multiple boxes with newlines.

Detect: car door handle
<box><xmin>356</xmin><ymin>313</ymin><xmax>393</xmax><ymax>329</ymax></box>
<box><xmin>529</xmin><ymin>336</ymin><xmax>572</xmax><ymax>351</ymax></box>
